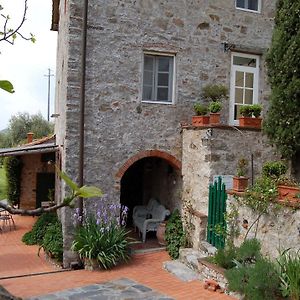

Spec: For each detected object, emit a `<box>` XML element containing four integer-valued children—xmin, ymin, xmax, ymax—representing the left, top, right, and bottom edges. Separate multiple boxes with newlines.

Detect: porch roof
<box><xmin>0</xmin><ymin>135</ymin><xmax>58</xmax><ymax>157</ymax></box>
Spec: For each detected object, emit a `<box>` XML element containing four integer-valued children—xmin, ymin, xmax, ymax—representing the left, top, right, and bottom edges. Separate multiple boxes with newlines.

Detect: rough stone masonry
<box><xmin>54</xmin><ymin>0</ymin><xmax>276</xmax><ymax>266</ymax></box>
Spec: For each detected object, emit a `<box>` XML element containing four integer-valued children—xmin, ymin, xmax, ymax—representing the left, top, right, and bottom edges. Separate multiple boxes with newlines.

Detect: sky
<box><xmin>0</xmin><ymin>0</ymin><xmax>57</xmax><ymax>130</ymax></box>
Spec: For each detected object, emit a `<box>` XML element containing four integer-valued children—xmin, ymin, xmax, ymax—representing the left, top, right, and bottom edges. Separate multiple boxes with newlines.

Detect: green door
<box><xmin>36</xmin><ymin>173</ymin><xmax>55</xmax><ymax>208</ymax></box>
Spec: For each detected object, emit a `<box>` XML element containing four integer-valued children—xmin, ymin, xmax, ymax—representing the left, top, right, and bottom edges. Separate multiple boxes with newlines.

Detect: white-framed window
<box><xmin>229</xmin><ymin>53</ymin><xmax>260</xmax><ymax>125</ymax></box>
<box><xmin>142</xmin><ymin>52</ymin><xmax>175</xmax><ymax>104</ymax></box>
<box><xmin>236</xmin><ymin>0</ymin><xmax>261</xmax><ymax>13</ymax></box>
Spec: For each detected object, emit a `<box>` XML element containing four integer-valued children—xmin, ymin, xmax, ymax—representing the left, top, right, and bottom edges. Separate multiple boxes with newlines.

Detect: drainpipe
<box><xmin>78</xmin><ymin>0</ymin><xmax>88</xmax><ymax>219</ymax></box>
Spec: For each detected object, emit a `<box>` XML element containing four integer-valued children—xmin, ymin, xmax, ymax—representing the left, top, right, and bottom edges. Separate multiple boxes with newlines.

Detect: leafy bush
<box><xmin>213</xmin><ymin>243</ymin><xmax>237</xmax><ymax>269</ymax></box>
<box><xmin>244</xmin><ymin>176</ymin><xmax>278</xmax><ymax>213</ymax></box>
<box><xmin>240</xmin><ymin>105</ymin><xmax>253</xmax><ymax>117</ymax></box>
<box><xmin>22</xmin><ymin>213</ymin><xmax>58</xmax><ymax>245</ymax></box>
<box><xmin>235</xmin><ymin>238</ymin><xmax>261</xmax><ymax>265</ymax></box>
<box><xmin>193</xmin><ymin>103</ymin><xmax>208</xmax><ymax>116</ymax></box>
<box><xmin>72</xmin><ymin>196</ymin><xmax>131</xmax><ymax>269</ymax></box>
<box><xmin>262</xmin><ymin>161</ymin><xmax>288</xmax><ymax>179</ymax></box>
<box><xmin>202</xmin><ymin>84</ymin><xmax>228</xmax><ymax>102</ymax></box>
<box><xmin>165</xmin><ymin>209</ymin><xmax>185</xmax><ymax>259</ymax></box>
<box><xmin>277</xmin><ymin>249</ymin><xmax>300</xmax><ymax>300</ymax></box>
<box><xmin>40</xmin><ymin>221</ymin><xmax>63</xmax><ymax>262</ymax></box>
<box><xmin>208</xmin><ymin>101</ymin><xmax>222</xmax><ymax>113</ymax></box>
<box><xmin>226</xmin><ymin>257</ymin><xmax>281</xmax><ymax>300</ymax></box>
<box><xmin>240</xmin><ymin>104</ymin><xmax>262</xmax><ymax>118</ymax></box>
<box><xmin>4</xmin><ymin>156</ymin><xmax>22</xmax><ymax>206</ymax></box>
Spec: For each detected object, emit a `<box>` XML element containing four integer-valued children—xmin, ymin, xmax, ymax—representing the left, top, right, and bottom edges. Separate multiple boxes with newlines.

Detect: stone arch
<box><xmin>115</xmin><ymin>150</ymin><xmax>181</xmax><ymax>180</ymax></box>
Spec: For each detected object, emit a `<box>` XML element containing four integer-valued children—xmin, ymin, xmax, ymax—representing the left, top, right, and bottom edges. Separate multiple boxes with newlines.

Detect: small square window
<box><xmin>142</xmin><ymin>54</ymin><xmax>174</xmax><ymax>103</ymax></box>
<box><xmin>236</xmin><ymin>0</ymin><xmax>261</xmax><ymax>12</ymax></box>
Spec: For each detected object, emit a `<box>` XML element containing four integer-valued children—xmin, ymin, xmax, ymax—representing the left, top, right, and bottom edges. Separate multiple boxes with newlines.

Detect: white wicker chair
<box><xmin>134</xmin><ymin>204</ymin><xmax>170</xmax><ymax>243</ymax></box>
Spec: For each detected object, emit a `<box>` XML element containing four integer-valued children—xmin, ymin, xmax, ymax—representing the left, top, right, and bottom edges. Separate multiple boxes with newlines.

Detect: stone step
<box><xmin>163</xmin><ymin>261</ymin><xmax>203</xmax><ymax>282</ymax></box>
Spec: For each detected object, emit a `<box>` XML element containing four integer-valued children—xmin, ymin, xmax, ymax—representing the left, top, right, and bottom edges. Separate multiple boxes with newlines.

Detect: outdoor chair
<box><xmin>132</xmin><ymin>198</ymin><xmax>159</xmax><ymax>221</ymax></box>
<box><xmin>134</xmin><ymin>203</ymin><xmax>170</xmax><ymax>243</ymax></box>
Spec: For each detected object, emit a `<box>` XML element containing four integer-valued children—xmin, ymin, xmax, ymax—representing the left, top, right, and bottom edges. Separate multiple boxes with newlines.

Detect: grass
<box><xmin>0</xmin><ymin>166</ymin><xmax>7</xmax><ymax>200</ymax></box>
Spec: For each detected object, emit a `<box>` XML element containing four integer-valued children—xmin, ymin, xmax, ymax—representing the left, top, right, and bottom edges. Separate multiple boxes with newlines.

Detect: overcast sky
<box><xmin>0</xmin><ymin>0</ymin><xmax>57</xmax><ymax>130</ymax></box>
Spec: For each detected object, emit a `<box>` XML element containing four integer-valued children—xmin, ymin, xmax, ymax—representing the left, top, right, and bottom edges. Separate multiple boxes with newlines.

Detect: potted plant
<box><xmin>208</xmin><ymin>101</ymin><xmax>222</xmax><ymax>125</ymax></box>
<box><xmin>202</xmin><ymin>84</ymin><xmax>228</xmax><ymax>125</ymax></box>
<box><xmin>233</xmin><ymin>158</ymin><xmax>249</xmax><ymax>192</ymax></box>
<box><xmin>277</xmin><ymin>176</ymin><xmax>300</xmax><ymax>202</ymax></box>
<box><xmin>239</xmin><ymin>104</ymin><xmax>262</xmax><ymax>129</ymax></box>
<box><xmin>192</xmin><ymin>103</ymin><xmax>209</xmax><ymax>126</ymax></box>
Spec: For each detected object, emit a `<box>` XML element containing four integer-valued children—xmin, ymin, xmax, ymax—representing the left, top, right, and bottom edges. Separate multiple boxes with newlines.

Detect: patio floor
<box><xmin>0</xmin><ymin>215</ymin><xmax>234</xmax><ymax>300</ymax></box>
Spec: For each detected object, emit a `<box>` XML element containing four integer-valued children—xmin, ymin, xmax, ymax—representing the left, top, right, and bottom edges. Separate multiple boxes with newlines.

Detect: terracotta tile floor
<box><xmin>0</xmin><ymin>215</ymin><xmax>234</xmax><ymax>300</ymax></box>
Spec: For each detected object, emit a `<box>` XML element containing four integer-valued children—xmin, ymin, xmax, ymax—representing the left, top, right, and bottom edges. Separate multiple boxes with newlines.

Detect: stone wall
<box><xmin>182</xmin><ymin>126</ymin><xmax>278</xmax><ymax>248</ymax></box>
<box><xmin>54</xmin><ymin>0</ymin><xmax>276</xmax><ymax>265</ymax></box>
<box><xmin>227</xmin><ymin>195</ymin><xmax>300</xmax><ymax>259</ymax></box>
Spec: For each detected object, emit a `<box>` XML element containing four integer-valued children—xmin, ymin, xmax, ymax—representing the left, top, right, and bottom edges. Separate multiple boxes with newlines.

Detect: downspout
<box><xmin>78</xmin><ymin>0</ymin><xmax>88</xmax><ymax>219</ymax></box>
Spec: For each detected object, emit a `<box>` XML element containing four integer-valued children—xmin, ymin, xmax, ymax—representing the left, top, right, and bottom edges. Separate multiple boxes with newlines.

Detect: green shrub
<box><xmin>235</xmin><ymin>238</ymin><xmax>261</xmax><ymax>265</ymax></box>
<box><xmin>72</xmin><ymin>217</ymin><xmax>130</xmax><ymax>269</ymax></box>
<box><xmin>193</xmin><ymin>103</ymin><xmax>208</xmax><ymax>116</ymax></box>
<box><xmin>251</xmin><ymin>104</ymin><xmax>262</xmax><ymax>118</ymax></box>
<box><xmin>226</xmin><ymin>257</ymin><xmax>281</xmax><ymax>300</ymax></box>
<box><xmin>262</xmin><ymin>161</ymin><xmax>287</xmax><ymax>180</ymax></box>
<box><xmin>202</xmin><ymin>84</ymin><xmax>228</xmax><ymax>102</ymax></box>
<box><xmin>213</xmin><ymin>243</ymin><xmax>237</xmax><ymax>269</ymax></box>
<box><xmin>22</xmin><ymin>213</ymin><xmax>58</xmax><ymax>245</ymax></box>
<box><xmin>208</xmin><ymin>101</ymin><xmax>222</xmax><ymax>113</ymax></box>
<box><xmin>277</xmin><ymin>249</ymin><xmax>300</xmax><ymax>300</ymax></box>
<box><xmin>4</xmin><ymin>156</ymin><xmax>22</xmax><ymax>206</ymax></box>
<box><xmin>165</xmin><ymin>209</ymin><xmax>185</xmax><ymax>259</ymax></box>
<box><xmin>40</xmin><ymin>221</ymin><xmax>63</xmax><ymax>262</ymax></box>
<box><xmin>240</xmin><ymin>105</ymin><xmax>253</xmax><ymax>117</ymax></box>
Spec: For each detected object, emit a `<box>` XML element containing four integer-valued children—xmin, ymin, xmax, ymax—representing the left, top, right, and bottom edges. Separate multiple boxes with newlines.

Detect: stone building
<box><xmin>52</xmin><ymin>0</ymin><xmax>277</xmax><ymax>266</ymax></box>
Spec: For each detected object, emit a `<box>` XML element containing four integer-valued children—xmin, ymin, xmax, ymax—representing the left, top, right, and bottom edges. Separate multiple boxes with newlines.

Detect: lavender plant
<box><xmin>72</xmin><ymin>195</ymin><xmax>131</xmax><ymax>269</ymax></box>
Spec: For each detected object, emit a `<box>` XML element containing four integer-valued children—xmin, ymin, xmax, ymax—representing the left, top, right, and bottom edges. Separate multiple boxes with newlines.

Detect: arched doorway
<box><xmin>119</xmin><ymin>153</ymin><xmax>182</xmax><ymax>225</ymax></box>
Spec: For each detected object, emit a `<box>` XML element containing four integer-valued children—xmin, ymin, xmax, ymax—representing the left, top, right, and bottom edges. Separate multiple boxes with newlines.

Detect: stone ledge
<box><xmin>181</xmin><ymin>124</ymin><xmax>261</xmax><ymax>132</ymax></box>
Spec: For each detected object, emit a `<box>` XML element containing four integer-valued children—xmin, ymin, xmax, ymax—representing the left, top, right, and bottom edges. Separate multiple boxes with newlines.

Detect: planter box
<box><xmin>209</xmin><ymin>113</ymin><xmax>221</xmax><ymax>125</ymax></box>
<box><xmin>238</xmin><ymin>117</ymin><xmax>262</xmax><ymax>129</ymax></box>
<box><xmin>278</xmin><ymin>185</ymin><xmax>300</xmax><ymax>200</ymax></box>
<box><xmin>233</xmin><ymin>176</ymin><xmax>249</xmax><ymax>192</ymax></box>
<box><xmin>192</xmin><ymin>115</ymin><xmax>210</xmax><ymax>127</ymax></box>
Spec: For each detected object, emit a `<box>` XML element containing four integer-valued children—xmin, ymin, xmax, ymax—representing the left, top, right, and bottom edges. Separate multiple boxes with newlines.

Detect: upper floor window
<box><xmin>142</xmin><ymin>53</ymin><xmax>175</xmax><ymax>104</ymax></box>
<box><xmin>236</xmin><ymin>0</ymin><xmax>261</xmax><ymax>12</ymax></box>
<box><xmin>229</xmin><ymin>53</ymin><xmax>260</xmax><ymax>125</ymax></box>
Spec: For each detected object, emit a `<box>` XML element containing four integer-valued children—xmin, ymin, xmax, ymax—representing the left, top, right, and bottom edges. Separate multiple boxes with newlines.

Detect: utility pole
<box><xmin>44</xmin><ymin>68</ymin><xmax>54</xmax><ymax>121</ymax></box>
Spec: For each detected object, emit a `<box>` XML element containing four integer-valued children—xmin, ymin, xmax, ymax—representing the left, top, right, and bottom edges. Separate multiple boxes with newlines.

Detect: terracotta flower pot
<box><xmin>233</xmin><ymin>176</ymin><xmax>249</xmax><ymax>192</ymax></box>
<box><xmin>239</xmin><ymin>117</ymin><xmax>262</xmax><ymax>129</ymax></box>
<box><xmin>156</xmin><ymin>222</ymin><xmax>167</xmax><ymax>246</ymax></box>
<box><xmin>209</xmin><ymin>113</ymin><xmax>221</xmax><ymax>125</ymax></box>
<box><xmin>192</xmin><ymin>115</ymin><xmax>210</xmax><ymax>127</ymax></box>
<box><xmin>277</xmin><ymin>185</ymin><xmax>300</xmax><ymax>200</ymax></box>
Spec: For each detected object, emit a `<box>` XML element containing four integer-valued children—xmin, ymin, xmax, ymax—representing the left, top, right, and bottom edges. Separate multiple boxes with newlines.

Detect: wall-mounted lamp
<box><xmin>222</xmin><ymin>42</ymin><xmax>235</xmax><ymax>53</ymax></box>
<box><xmin>51</xmin><ymin>113</ymin><xmax>60</xmax><ymax>118</ymax></box>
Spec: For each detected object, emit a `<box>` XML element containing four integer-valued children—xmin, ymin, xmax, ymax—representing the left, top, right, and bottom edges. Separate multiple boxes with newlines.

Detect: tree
<box><xmin>264</xmin><ymin>0</ymin><xmax>300</xmax><ymax>159</ymax></box>
<box><xmin>1</xmin><ymin>112</ymin><xmax>54</xmax><ymax>147</ymax></box>
<box><xmin>0</xmin><ymin>0</ymin><xmax>35</xmax><ymax>93</ymax></box>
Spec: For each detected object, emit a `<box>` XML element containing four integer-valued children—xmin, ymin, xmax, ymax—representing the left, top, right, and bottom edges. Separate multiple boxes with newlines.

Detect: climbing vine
<box><xmin>4</xmin><ymin>156</ymin><xmax>23</xmax><ymax>206</ymax></box>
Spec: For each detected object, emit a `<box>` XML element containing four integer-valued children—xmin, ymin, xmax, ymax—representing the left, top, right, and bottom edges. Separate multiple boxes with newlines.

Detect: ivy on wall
<box><xmin>4</xmin><ymin>156</ymin><xmax>23</xmax><ymax>206</ymax></box>
<box><xmin>264</xmin><ymin>0</ymin><xmax>300</xmax><ymax>159</ymax></box>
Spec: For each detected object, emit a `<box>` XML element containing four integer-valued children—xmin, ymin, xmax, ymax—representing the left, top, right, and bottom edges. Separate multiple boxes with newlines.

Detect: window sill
<box><xmin>235</xmin><ymin>7</ymin><xmax>261</xmax><ymax>14</ymax></box>
<box><xmin>141</xmin><ymin>100</ymin><xmax>174</xmax><ymax>105</ymax></box>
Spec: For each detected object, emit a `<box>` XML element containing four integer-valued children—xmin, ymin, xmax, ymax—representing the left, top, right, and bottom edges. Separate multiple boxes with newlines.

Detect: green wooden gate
<box><xmin>206</xmin><ymin>177</ymin><xmax>227</xmax><ymax>249</ymax></box>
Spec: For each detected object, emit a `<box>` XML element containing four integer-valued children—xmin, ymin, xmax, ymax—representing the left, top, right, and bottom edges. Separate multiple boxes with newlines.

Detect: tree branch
<box><xmin>0</xmin><ymin>201</ymin><xmax>70</xmax><ymax>216</ymax></box>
